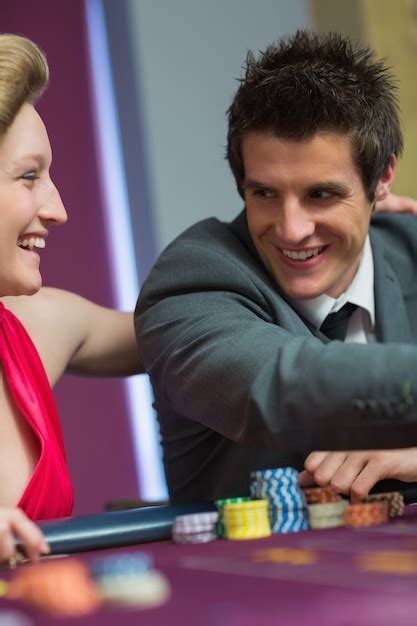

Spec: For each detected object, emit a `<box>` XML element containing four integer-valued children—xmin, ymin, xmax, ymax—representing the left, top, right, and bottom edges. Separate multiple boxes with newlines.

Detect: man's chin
<box><xmin>278</xmin><ymin>283</ymin><xmax>327</xmax><ymax>302</ymax></box>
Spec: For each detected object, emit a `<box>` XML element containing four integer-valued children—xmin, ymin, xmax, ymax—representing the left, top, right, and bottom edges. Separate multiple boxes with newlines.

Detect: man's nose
<box><xmin>274</xmin><ymin>200</ymin><xmax>315</xmax><ymax>245</ymax></box>
<box><xmin>38</xmin><ymin>182</ymin><xmax>68</xmax><ymax>226</ymax></box>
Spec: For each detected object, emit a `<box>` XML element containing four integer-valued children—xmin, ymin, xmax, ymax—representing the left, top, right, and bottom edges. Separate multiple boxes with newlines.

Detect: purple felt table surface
<box><xmin>2</xmin><ymin>506</ymin><xmax>417</xmax><ymax>626</ymax></box>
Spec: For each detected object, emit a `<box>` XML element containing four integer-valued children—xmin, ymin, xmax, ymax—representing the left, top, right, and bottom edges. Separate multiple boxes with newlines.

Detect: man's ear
<box><xmin>374</xmin><ymin>154</ymin><xmax>397</xmax><ymax>201</ymax></box>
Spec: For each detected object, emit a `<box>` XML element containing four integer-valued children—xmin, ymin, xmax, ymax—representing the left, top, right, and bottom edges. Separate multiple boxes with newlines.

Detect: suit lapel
<box><xmin>371</xmin><ymin>228</ymin><xmax>412</xmax><ymax>343</ymax></box>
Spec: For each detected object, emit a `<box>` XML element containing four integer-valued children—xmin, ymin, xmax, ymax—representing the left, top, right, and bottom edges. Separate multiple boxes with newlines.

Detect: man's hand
<box><xmin>299</xmin><ymin>448</ymin><xmax>417</xmax><ymax>500</ymax></box>
<box><xmin>375</xmin><ymin>192</ymin><xmax>417</xmax><ymax>215</ymax></box>
<box><xmin>0</xmin><ymin>507</ymin><xmax>49</xmax><ymax>564</ymax></box>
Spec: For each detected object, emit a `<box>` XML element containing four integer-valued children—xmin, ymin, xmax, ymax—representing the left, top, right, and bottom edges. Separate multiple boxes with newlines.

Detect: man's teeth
<box><xmin>282</xmin><ymin>246</ymin><xmax>323</xmax><ymax>260</ymax></box>
<box><xmin>17</xmin><ymin>237</ymin><xmax>46</xmax><ymax>251</ymax></box>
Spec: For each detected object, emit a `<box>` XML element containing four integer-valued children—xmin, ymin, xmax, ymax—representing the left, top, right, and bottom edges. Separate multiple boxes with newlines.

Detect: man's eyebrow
<box><xmin>242</xmin><ymin>178</ymin><xmax>275</xmax><ymax>191</ymax></box>
<box><xmin>308</xmin><ymin>181</ymin><xmax>351</xmax><ymax>194</ymax></box>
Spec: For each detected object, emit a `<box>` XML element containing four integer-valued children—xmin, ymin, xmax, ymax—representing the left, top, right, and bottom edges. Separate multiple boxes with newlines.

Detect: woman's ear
<box><xmin>374</xmin><ymin>154</ymin><xmax>397</xmax><ymax>201</ymax></box>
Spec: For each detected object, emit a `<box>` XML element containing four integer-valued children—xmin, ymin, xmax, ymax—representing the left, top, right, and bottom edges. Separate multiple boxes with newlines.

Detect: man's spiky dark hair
<box><xmin>227</xmin><ymin>30</ymin><xmax>402</xmax><ymax>201</ymax></box>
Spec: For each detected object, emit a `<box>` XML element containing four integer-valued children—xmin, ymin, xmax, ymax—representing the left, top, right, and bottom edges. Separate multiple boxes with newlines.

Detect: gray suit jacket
<box><xmin>136</xmin><ymin>211</ymin><xmax>417</xmax><ymax>502</ymax></box>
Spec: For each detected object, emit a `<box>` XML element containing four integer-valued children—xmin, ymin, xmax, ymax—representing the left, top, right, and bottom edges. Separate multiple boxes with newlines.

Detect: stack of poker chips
<box><xmin>91</xmin><ymin>553</ymin><xmax>170</xmax><ymax>608</ymax></box>
<box><xmin>304</xmin><ymin>485</ymin><xmax>347</xmax><ymax>529</ymax></box>
<box><xmin>172</xmin><ymin>511</ymin><xmax>219</xmax><ymax>543</ymax></box>
<box><xmin>215</xmin><ymin>496</ymin><xmax>251</xmax><ymax>537</ymax></box>
<box><xmin>345</xmin><ymin>501</ymin><xmax>389</xmax><ymax>528</ymax></box>
<box><xmin>250</xmin><ymin>467</ymin><xmax>308</xmax><ymax>533</ymax></box>
<box><xmin>361</xmin><ymin>491</ymin><xmax>405</xmax><ymax>518</ymax></box>
<box><xmin>303</xmin><ymin>485</ymin><xmax>342</xmax><ymax>505</ymax></box>
<box><xmin>222</xmin><ymin>499</ymin><xmax>271</xmax><ymax>540</ymax></box>
<box><xmin>308</xmin><ymin>501</ymin><xmax>348</xmax><ymax>529</ymax></box>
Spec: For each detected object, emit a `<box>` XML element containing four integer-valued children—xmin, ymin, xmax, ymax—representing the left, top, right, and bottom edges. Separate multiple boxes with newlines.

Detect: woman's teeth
<box><xmin>17</xmin><ymin>237</ymin><xmax>46</xmax><ymax>251</ymax></box>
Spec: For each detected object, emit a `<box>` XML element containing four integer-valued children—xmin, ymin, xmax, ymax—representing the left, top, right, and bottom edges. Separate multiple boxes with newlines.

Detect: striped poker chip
<box><xmin>223</xmin><ymin>513</ymin><xmax>270</xmax><ymax>527</ymax></box>
<box><xmin>222</xmin><ymin>500</ymin><xmax>271</xmax><ymax>540</ymax></box>
<box><xmin>250</xmin><ymin>467</ymin><xmax>299</xmax><ymax>482</ymax></box>
<box><xmin>98</xmin><ymin>569</ymin><xmax>170</xmax><ymax>608</ymax></box>
<box><xmin>226</xmin><ymin>526</ymin><xmax>271</xmax><ymax>541</ymax></box>
<box><xmin>251</xmin><ymin>477</ymin><xmax>301</xmax><ymax>498</ymax></box>
<box><xmin>345</xmin><ymin>501</ymin><xmax>389</xmax><ymax>527</ymax></box>
<box><xmin>361</xmin><ymin>492</ymin><xmax>405</xmax><ymax>518</ymax></box>
<box><xmin>256</xmin><ymin>484</ymin><xmax>307</xmax><ymax>511</ymax></box>
<box><xmin>270</xmin><ymin>507</ymin><xmax>309</xmax><ymax>533</ymax></box>
<box><xmin>303</xmin><ymin>486</ymin><xmax>341</xmax><ymax>504</ymax></box>
<box><xmin>215</xmin><ymin>497</ymin><xmax>251</xmax><ymax>537</ymax></box>
<box><xmin>172</xmin><ymin>530</ymin><xmax>218</xmax><ymax>544</ymax></box>
<box><xmin>173</xmin><ymin>521</ymin><xmax>216</xmax><ymax>534</ymax></box>
<box><xmin>215</xmin><ymin>497</ymin><xmax>251</xmax><ymax>507</ymax></box>
<box><xmin>223</xmin><ymin>501</ymin><xmax>269</xmax><ymax>524</ymax></box>
<box><xmin>308</xmin><ymin>501</ymin><xmax>348</xmax><ymax>520</ymax></box>
<box><xmin>174</xmin><ymin>511</ymin><xmax>218</xmax><ymax>528</ymax></box>
<box><xmin>309</xmin><ymin>515</ymin><xmax>346</xmax><ymax>529</ymax></box>
<box><xmin>223</xmin><ymin>500</ymin><xmax>268</xmax><ymax>511</ymax></box>
<box><xmin>172</xmin><ymin>511</ymin><xmax>219</xmax><ymax>543</ymax></box>
<box><xmin>173</xmin><ymin>512</ymin><xmax>219</xmax><ymax>533</ymax></box>
<box><xmin>250</xmin><ymin>466</ymin><xmax>308</xmax><ymax>534</ymax></box>
<box><xmin>91</xmin><ymin>553</ymin><xmax>152</xmax><ymax>579</ymax></box>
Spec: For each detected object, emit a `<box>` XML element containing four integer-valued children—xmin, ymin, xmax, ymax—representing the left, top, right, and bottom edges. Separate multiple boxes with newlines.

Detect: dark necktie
<box><xmin>320</xmin><ymin>302</ymin><xmax>358</xmax><ymax>341</ymax></box>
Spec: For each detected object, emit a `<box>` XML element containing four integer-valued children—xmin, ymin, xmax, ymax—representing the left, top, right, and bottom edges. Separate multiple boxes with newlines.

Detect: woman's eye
<box><xmin>21</xmin><ymin>171</ymin><xmax>39</xmax><ymax>182</ymax></box>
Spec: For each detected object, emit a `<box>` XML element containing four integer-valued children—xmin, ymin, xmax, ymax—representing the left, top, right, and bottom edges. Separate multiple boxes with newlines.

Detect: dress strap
<box><xmin>0</xmin><ymin>304</ymin><xmax>73</xmax><ymax>520</ymax></box>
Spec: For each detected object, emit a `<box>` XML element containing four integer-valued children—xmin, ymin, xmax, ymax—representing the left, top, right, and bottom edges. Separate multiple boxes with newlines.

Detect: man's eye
<box><xmin>309</xmin><ymin>189</ymin><xmax>333</xmax><ymax>200</ymax></box>
<box><xmin>21</xmin><ymin>171</ymin><xmax>39</xmax><ymax>182</ymax></box>
<box><xmin>254</xmin><ymin>188</ymin><xmax>274</xmax><ymax>198</ymax></box>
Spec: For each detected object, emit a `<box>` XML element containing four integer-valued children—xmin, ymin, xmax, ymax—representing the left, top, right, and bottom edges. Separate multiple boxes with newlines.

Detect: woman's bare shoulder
<box><xmin>2</xmin><ymin>288</ymin><xmax>86</xmax><ymax>385</ymax></box>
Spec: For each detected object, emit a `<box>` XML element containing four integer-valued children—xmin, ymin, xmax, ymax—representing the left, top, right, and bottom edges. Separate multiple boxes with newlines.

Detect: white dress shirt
<box><xmin>289</xmin><ymin>236</ymin><xmax>375</xmax><ymax>344</ymax></box>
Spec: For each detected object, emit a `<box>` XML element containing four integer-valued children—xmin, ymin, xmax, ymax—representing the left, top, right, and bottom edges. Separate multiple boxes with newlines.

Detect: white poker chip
<box><xmin>308</xmin><ymin>501</ymin><xmax>348</xmax><ymax>519</ymax></box>
<box><xmin>309</xmin><ymin>515</ymin><xmax>346</xmax><ymax>529</ymax></box>
<box><xmin>97</xmin><ymin>570</ymin><xmax>170</xmax><ymax>608</ymax></box>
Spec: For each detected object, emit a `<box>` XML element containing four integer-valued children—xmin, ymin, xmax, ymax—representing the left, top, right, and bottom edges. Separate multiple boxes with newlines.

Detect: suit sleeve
<box><xmin>135</xmin><ymin>239</ymin><xmax>417</xmax><ymax>453</ymax></box>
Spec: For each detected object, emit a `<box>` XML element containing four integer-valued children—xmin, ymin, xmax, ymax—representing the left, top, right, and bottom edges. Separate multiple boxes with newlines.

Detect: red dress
<box><xmin>0</xmin><ymin>302</ymin><xmax>73</xmax><ymax>520</ymax></box>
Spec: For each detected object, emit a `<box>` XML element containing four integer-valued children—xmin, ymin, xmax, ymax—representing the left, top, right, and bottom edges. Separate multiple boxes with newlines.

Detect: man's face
<box><xmin>243</xmin><ymin>132</ymin><xmax>389</xmax><ymax>300</ymax></box>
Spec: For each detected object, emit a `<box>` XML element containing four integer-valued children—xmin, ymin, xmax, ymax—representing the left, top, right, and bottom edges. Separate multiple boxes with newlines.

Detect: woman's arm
<box><xmin>4</xmin><ymin>288</ymin><xmax>145</xmax><ymax>383</ymax></box>
<box><xmin>375</xmin><ymin>192</ymin><xmax>417</xmax><ymax>214</ymax></box>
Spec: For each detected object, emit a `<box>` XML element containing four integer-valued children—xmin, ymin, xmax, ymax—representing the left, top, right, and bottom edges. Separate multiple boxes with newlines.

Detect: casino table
<box><xmin>2</xmin><ymin>505</ymin><xmax>417</xmax><ymax>625</ymax></box>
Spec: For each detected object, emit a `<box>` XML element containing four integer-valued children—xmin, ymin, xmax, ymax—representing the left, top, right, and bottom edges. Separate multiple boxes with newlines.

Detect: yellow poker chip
<box><xmin>223</xmin><ymin>500</ymin><xmax>269</xmax><ymax>512</ymax></box>
<box><xmin>223</xmin><ymin>499</ymin><xmax>271</xmax><ymax>540</ymax></box>
<box><xmin>227</xmin><ymin>526</ymin><xmax>271</xmax><ymax>541</ymax></box>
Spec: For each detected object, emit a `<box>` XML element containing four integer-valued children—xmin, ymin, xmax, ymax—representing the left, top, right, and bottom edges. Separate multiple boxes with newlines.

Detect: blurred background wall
<box><xmin>3</xmin><ymin>0</ymin><xmax>416</xmax><ymax>514</ymax></box>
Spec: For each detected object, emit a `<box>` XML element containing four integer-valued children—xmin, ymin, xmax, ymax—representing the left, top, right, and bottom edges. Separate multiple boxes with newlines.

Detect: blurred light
<box><xmin>84</xmin><ymin>0</ymin><xmax>167</xmax><ymax>500</ymax></box>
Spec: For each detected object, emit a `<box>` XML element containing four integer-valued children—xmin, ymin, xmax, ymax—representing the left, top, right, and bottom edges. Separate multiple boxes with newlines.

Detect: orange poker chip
<box><xmin>7</xmin><ymin>558</ymin><xmax>101</xmax><ymax>616</ymax></box>
<box><xmin>362</xmin><ymin>492</ymin><xmax>405</xmax><ymax>518</ymax></box>
<box><xmin>345</xmin><ymin>501</ymin><xmax>389</xmax><ymax>527</ymax></box>
<box><xmin>303</xmin><ymin>486</ymin><xmax>341</xmax><ymax>504</ymax></box>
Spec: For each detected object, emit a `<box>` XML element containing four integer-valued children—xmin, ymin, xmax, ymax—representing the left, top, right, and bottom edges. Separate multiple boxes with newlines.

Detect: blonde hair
<box><xmin>0</xmin><ymin>34</ymin><xmax>49</xmax><ymax>135</ymax></box>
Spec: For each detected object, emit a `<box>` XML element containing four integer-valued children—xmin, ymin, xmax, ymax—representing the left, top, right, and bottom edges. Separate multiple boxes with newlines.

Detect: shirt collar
<box><xmin>289</xmin><ymin>235</ymin><xmax>375</xmax><ymax>329</ymax></box>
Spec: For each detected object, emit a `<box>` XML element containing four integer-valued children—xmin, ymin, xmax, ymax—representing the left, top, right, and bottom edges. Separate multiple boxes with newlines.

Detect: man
<box><xmin>136</xmin><ymin>31</ymin><xmax>417</xmax><ymax>504</ymax></box>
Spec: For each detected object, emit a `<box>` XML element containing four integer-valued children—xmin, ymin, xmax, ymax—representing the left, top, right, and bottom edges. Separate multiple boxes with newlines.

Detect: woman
<box><xmin>0</xmin><ymin>34</ymin><xmax>142</xmax><ymax>563</ymax></box>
